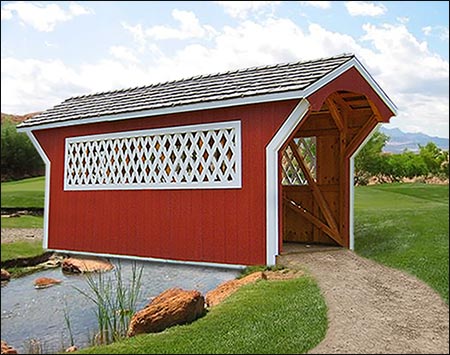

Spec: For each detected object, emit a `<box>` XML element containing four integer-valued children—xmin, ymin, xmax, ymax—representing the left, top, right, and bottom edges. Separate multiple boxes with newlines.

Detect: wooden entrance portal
<box><xmin>281</xmin><ymin>91</ymin><xmax>381</xmax><ymax>247</ymax></box>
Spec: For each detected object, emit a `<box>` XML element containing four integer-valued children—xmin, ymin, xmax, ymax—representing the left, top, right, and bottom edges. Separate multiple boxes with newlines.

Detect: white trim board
<box><xmin>265</xmin><ymin>99</ymin><xmax>310</xmax><ymax>265</ymax></box>
<box><xmin>47</xmin><ymin>248</ymin><xmax>246</xmax><ymax>270</ymax></box>
<box><xmin>26</xmin><ymin>131</ymin><xmax>50</xmax><ymax>250</ymax></box>
<box><xmin>17</xmin><ymin>59</ymin><xmax>397</xmax><ymax>133</ymax></box>
<box><xmin>348</xmin><ymin>122</ymin><xmax>382</xmax><ymax>250</ymax></box>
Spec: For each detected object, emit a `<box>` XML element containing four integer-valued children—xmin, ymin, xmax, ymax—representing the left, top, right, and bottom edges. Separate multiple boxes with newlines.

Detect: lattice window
<box><xmin>64</xmin><ymin>121</ymin><xmax>241</xmax><ymax>190</ymax></box>
<box><xmin>281</xmin><ymin>137</ymin><xmax>316</xmax><ymax>185</ymax></box>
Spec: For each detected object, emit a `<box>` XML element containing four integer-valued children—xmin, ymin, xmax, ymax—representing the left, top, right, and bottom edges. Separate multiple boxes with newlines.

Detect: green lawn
<box><xmin>1</xmin><ymin>240</ymin><xmax>44</xmax><ymax>261</ymax></box>
<box><xmin>78</xmin><ymin>276</ymin><xmax>327</xmax><ymax>354</ymax></box>
<box><xmin>354</xmin><ymin>183</ymin><xmax>449</xmax><ymax>303</ymax></box>
<box><xmin>1</xmin><ymin>215</ymin><xmax>44</xmax><ymax>228</ymax></box>
<box><xmin>1</xmin><ymin>176</ymin><xmax>45</xmax><ymax>208</ymax></box>
<box><xmin>1</xmin><ymin>176</ymin><xmax>45</xmax><ymax>228</ymax></box>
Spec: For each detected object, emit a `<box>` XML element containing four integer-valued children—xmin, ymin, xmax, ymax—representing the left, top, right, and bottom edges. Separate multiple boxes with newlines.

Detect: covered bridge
<box><xmin>18</xmin><ymin>53</ymin><xmax>396</xmax><ymax>267</ymax></box>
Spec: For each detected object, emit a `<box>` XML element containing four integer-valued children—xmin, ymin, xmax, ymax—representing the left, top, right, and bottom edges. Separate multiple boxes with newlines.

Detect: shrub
<box><xmin>1</xmin><ymin>121</ymin><xmax>44</xmax><ymax>181</ymax></box>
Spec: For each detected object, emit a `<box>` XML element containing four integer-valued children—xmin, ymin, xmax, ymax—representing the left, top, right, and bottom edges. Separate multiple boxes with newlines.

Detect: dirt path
<box><xmin>278</xmin><ymin>249</ymin><xmax>449</xmax><ymax>354</ymax></box>
<box><xmin>1</xmin><ymin>228</ymin><xmax>43</xmax><ymax>243</ymax></box>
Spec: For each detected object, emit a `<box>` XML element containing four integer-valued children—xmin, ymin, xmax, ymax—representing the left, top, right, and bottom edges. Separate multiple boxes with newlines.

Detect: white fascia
<box><xmin>25</xmin><ymin>131</ymin><xmax>50</xmax><ymax>250</ymax></box>
<box><xmin>265</xmin><ymin>99</ymin><xmax>310</xmax><ymax>265</ymax></box>
<box><xmin>301</xmin><ymin>57</ymin><xmax>398</xmax><ymax>116</ymax></box>
<box><xmin>348</xmin><ymin>122</ymin><xmax>382</xmax><ymax>250</ymax></box>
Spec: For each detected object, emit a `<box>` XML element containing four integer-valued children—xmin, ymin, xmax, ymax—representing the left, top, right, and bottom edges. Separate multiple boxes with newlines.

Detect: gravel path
<box><xmin>278</xmin><ymin>249</ymin><xmax>449</xmax><ymax>354</ymax></box>
<box><xmin>1</xmin><ymin>228</ymin><xmax>43</xmax><ymax>243</ymax></box>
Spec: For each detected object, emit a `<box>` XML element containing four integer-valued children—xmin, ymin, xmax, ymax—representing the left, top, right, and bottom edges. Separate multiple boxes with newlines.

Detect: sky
<box><xmin>1</xmin><ymin>1</ymin><xmax>449</xmax><ymax>138</ymax></box>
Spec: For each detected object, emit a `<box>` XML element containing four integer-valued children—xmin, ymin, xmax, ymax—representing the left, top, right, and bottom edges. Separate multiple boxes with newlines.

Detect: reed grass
<box><xmin>74</xmin><ymin>261</ymin><xmax>143</xmax><ymax>345</ymax></box>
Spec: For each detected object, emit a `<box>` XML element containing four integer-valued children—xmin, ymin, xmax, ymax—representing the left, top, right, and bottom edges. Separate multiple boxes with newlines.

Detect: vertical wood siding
<box><xmin>34</xmin><ymin>100</ymin><xmax>298</xmax><ymax>266</ymax></box>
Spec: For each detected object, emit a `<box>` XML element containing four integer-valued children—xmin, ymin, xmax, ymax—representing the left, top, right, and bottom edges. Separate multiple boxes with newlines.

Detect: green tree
<box><xmin>354</xmin><ymin>129</ymin><xmax>389</xmax><ymax>185</ymax></box>
<box><xmin>419</xmin><ymin>142</ymin><xmax>448</xmax><ymax>177</ymax></box>
<box><xmin>1</xmin><ymin>120</ymin><xmax>44</xmax><ymax>181</ymax></box>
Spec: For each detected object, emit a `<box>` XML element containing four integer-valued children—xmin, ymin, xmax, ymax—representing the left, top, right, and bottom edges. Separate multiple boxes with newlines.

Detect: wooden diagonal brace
<box><xmin>345</xmin><ymin>114</ymin><xmax>377</xmax><ymax>158</ymax></box>
<box><xmin>326</xmin><ymin>97</ymin><xmax>345</xmax><ymax>132</ymax></box>
<box><xmin>284</xmin><ymin>198</ymin><xmax>341</xmax><ymax>243</ymax></box>
<box><xmin>288</xmin><ymin>142</ymin><xmax>341</xmax><ymax>242</ymax></box>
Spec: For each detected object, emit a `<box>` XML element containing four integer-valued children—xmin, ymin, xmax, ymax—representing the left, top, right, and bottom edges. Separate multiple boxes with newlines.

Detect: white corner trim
<box><xmin>265</xmin><ymin>99</ymin><xmax>310</xmax><ymax>265</ymax></box>
<box><xmin>47</xmin><ymin>248</ymin><xmax>246</xmax><ymax>270</ymax></box>
<box><xmin>302</xmin><ymin>57</ymin><xmax>398</xmax><ymax>116</ymax></box>
<box><xmin>349</xmin><ymin>157</ymin><xmax>355</xmax><ymax>251</ymax></box>
<box><xmin>26</xmin><ymin>131</ymin><xmax>50</xmax><ymax>250</ymax></box>
<box><xmin>348</xmin><ymin>122</ymin><xmax>382</xmax><ymax>251</ymax></box>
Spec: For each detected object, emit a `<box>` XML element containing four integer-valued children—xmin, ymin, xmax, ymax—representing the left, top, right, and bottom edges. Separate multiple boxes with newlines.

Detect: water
<box><xmin>1</xmin><ymin>259</ymin><xmax>241</xmax><ymax>353</ymax></box>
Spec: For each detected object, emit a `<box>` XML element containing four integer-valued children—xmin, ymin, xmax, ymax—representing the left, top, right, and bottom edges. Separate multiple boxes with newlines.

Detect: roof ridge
<box><xmin>67</xmin><ymin>53</ymin><xmax>355</xmax><ymax>101</ymax></box>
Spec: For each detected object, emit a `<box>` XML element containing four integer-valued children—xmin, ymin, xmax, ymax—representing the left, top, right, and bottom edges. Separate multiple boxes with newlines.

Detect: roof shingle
<box><xmin>18</xmin><ymin>53</ymin><xmax>355</xmax><ymax>128</ymax></box>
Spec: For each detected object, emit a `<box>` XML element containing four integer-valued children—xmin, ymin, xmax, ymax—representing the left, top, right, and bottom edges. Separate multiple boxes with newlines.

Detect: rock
<box><xmin>127</xmin><ymin>288</ymin><xmax>205</xmax><ymax>337</ymax></box>
<box><xmin>34</xmin><ymin>277</ymin><xmax>62</xmax><ymax>289</ymax></box>
<box><xmin>61</xmin><ymin>256</ymin><xmax>114</xmax><ymax>273</ymax></box>
<box><xmin>264</xmin><ymin>269</ymin><xmax>303</xmax><ymax>280</ymax></box>
<box><xmin>205</xmin><ymin>271</ymin><xmax>267</xmax><ymax>307</ymax></box>
<box><xmin>65</xmin><ymin>345</ymin><xmax>78</xmax><ymax>352</ymax></box>
<box><xmin>1</xmin><ymin>269</ymin><xmax>11</xmax><ymax>281</ymax></box>
<box><xmin>1</xmin><ymin>340</ymin><xmax>17</xmax><ymax>354</ymax></box>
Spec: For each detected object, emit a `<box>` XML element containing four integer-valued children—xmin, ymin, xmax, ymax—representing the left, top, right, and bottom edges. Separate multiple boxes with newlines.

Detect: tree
<box><xmin>354</xmin><ymin>129</ymin><xmax>389</xmax><ymax>185</ymax></box>
<box><xmin>1</xmin><ymin>120</ymin><xmax>44</xmax><ymax>181</ymax></box>
<box><xmin>419</xmin><ymin>142</ymin><xmax>448</xmax><ymax>177</ymax></box>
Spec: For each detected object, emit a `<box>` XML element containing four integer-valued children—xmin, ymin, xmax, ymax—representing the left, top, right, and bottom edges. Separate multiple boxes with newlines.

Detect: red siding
<box><xmin>34</xmin><ymin>100</ymin><xmax>298</xmax><ymax>265</ymax></box>
<box><xmin>307</xmin><ymin>67</ymin><xmax>395</xmax><ymax>122</ymax></box>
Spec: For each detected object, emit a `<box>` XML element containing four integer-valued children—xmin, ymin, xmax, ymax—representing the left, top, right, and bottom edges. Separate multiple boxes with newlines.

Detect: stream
<box><xmin>1</xmin><ymin>258</ymin><xmax>241</xmax><ymax>353</ymax></box>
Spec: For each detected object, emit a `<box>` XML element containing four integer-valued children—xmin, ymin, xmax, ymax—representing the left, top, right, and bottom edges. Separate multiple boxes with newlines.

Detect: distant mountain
<box><xmin>380</xmin><ymin>126</ymin><xmax>449</xmax><ymax>153</ymax></box>
<box><xmin>1</xmin><ymin>112</ymin><xmax>41</xmax><ymax>124</ymax></box>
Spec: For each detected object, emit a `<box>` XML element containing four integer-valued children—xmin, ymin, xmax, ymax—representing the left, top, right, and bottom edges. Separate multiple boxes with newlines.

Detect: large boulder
<box><xmin>205</xmin><ymin>271</ymin><xmax>266</xmax><ymax>307</ymax></box>
<box><xmin>1</xmin><ymin>340</ymin><xmax>17</xmax><ymax>354</ymax></box>
<box><xmin>1</xmin><ymin>269</ymin><xmax>10</xmax><ymax>281</ymax></box>
<box><xmin>127</xmin><ymin>288</ymin><xmax>205</xmax><ymax>337</ymax></box>
<box><xmin>61</xmin><ymin>256</ymin><xmax>114</xmax><ymax>273</ymax></box>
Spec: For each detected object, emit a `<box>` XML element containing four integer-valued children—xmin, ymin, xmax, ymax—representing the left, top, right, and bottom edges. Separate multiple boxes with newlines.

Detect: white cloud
<box><xmin>396</xmin><ymin>16</ymin><xmax>409</xmax><ymax>24</ymax></box>
<box><xmin>69</xmin><ymin>2</ymin><xmax>93</xmax><ymax>16</ymax></box>
<box><xmin>422</xmin><ymin>25</ymin><xmax>449</xmax><ymax>42</ymax></box>
<box><xmin>300</xmin><ymin>1</ymin><xmax>331</xmax><ymax>10</ymax></box>
<box><xmin>1</xmin><ymin>12</ymin><xmax>448</xmax><ymax>138</ymax></box>
<box><xmin>388</xmin><ymin>93</ymin><xmax>449</xmax><ymax>139</ymax></box>
<box><xmin>109</xmin><ymin>46</ymin><xmax>139</xmax><ymax>63</ymax></box>
<box><xmin>360</xmin><ymin>23</ymin><xmax>448</xmax><ymax>97</ymax></box>
<box><xmin>422</xmin><ymin>26</ymin><xmax>433</xmax><ymax>36</ymax></box>
<box><xmin>1</xmin><ymin>1</ymin><xmax>93</xmax><ymax>32</ymax></box>
<box><xmin>439</xmin><ymin>27</ymin><xmax>449</xmax><ymax>41</ymax></box>
<box><xmin>123</xmin><ymin>9</ymin><xmax>216</xmax><ymax>42</ymax></box>
<box><xmin>345</xmin><ymin>2</ymin><xmax>387</xmax><ymax>17</ymax></box>
<box><xmin>1</xmin><ymin>8</ymin><xmax>13</xmax><ymax>20</ymax></box>
<box><xmin>1</xmin><ymin>57</ymin><xmax>87</xmax><ymax>113</ymax></box>
<box><xmin>215</xmin><ymin>1</ymin><xmax>280</xmax><ymax>19</ymax></box>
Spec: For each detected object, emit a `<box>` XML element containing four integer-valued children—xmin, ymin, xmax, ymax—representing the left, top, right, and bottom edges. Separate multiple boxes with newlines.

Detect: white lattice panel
<box><xmin>64</xmin><ymin>121</ymin><xmax>241</xmax><ymax>190</ymax></box>
<box><xmin>281</xmin><ymin>137</ymin><xmax>316</xmax><ymax>186</ymax></box>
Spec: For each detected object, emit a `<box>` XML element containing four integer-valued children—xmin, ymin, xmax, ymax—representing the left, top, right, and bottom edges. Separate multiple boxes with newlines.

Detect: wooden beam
<box><xmin>326</xmin><ymin>97</ymin><xmax>345</xmax><ymax>132</ymax></box>
<box><xmin>330</xmin><ymin>92</ymin><xmax>353</xmax><ymax>113</ymax></box>
<box><xmin>295</xmin><ymin>128</ymin><xmax>339</xmax><ymax>137</ymax></box>
<box><xmin>284</xmin><ymin>198</ymin><xmax>341</xmax><ymax>243</ymax></box>
<box><xmin>345</xmin><ymin>115</ymin><xmax>377</xmax><ymax>158</ymax></box>
<box><xmin>288</xmin><ymin>142</ymin><xmax>341</xmax><ymax>241</ymax></box>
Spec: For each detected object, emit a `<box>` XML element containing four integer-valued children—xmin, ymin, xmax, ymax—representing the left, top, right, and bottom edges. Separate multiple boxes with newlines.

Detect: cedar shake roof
<box><xmin>18</xmin><ymin>53</ymin><xmax>355</xmax><ymax>129</ymax></box>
